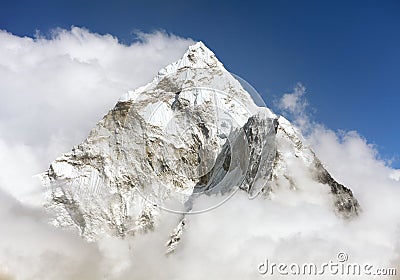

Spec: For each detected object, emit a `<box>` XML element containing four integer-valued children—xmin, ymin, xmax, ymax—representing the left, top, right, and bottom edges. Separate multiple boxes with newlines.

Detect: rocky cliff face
<box><xmin>40</xmin><ymin>42</ymin><xmax>359</xmax><ymax>250</ymax></box>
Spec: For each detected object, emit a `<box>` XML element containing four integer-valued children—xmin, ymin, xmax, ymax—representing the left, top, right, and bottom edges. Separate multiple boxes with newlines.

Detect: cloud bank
<box><xmin>0</xmin><ymin>28</ymin><xmax>399</xmax><ymax>279</ymax></box>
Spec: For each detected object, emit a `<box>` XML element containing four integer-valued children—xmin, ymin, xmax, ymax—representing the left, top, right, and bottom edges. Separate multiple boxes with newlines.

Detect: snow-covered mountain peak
<box><xmin>41</xmin><ymin>42</ymin><xmax>360</xmax><ymax>244</ymax></box>
<box><xmin>155</xmin><ymin>41</ymin><xmax>223</xmax><ymax>78</ymax></box>
<box><xmin>185</xmin><ymin>41</ymin><xmax>220</xmax><ymax>65</ymax></box>
<box><xmin>120</xmin><ymin>41</ymin><xmax>267</xmax><ymax>120</ymax></box>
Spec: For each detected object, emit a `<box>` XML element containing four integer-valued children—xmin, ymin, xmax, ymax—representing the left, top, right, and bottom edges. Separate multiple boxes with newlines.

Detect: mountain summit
<box><xmin>41</xmin><ymin>42</ymin><xmax>360</xmax><ymax>250</ymax></box>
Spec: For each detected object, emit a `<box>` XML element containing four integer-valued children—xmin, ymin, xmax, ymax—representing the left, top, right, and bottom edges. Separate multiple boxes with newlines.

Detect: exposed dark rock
<box><xmin>314</xmin><ymin>159</ymin><xmax>360</xmax><ymax>218</ymax></box>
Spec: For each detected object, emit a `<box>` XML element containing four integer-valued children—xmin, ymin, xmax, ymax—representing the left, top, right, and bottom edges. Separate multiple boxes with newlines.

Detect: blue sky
<box><xmin>1</xmin><ymin>0</ymin><xmax>399</xmax><ymax>166</ymax></box>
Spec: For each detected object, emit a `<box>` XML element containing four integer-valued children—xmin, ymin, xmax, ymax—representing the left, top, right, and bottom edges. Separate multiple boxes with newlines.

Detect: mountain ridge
<box><xmin>40</xmin><ymin>42</ymin><xmax>360</xmax><ymax>250</ymax></box>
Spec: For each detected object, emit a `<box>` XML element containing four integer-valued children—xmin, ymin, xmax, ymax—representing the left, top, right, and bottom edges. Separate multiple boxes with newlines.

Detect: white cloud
<box><xmin>0</xmin><ymin>190</ymin><xmax>102</xmax><ymax>280</ymax></box>
<box><xmin>276</xmin><ymin>83</ymin><xmax>313</xmax><ymax>131</ymax></box>
<box><xmin>390</xmin><ymin>170</ymin><xmax>400</xmax><ymax>181</ymax></box>
<box><xmin>0</xmin><ymin>28</ymin><xmax>399</xmax><ymax>279</ymax></box>
<box><xmin>278</xmin><ymin>83</ymin><xmax>307</xmax><ymax>114</ymax></box>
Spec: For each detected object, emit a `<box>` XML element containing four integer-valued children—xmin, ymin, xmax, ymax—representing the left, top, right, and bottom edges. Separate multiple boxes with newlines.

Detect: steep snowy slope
<box><xmin>40</xmin><ymin>42</ymin><xmax>359</xmax><ymax>248</ymax></box>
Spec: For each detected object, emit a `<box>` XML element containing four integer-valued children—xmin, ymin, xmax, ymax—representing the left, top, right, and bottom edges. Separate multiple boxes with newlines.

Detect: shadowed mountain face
<box><xmin>40</xmin><ymin>42</ymin><xmax>359</xmax><ymax>250</ymax></box>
